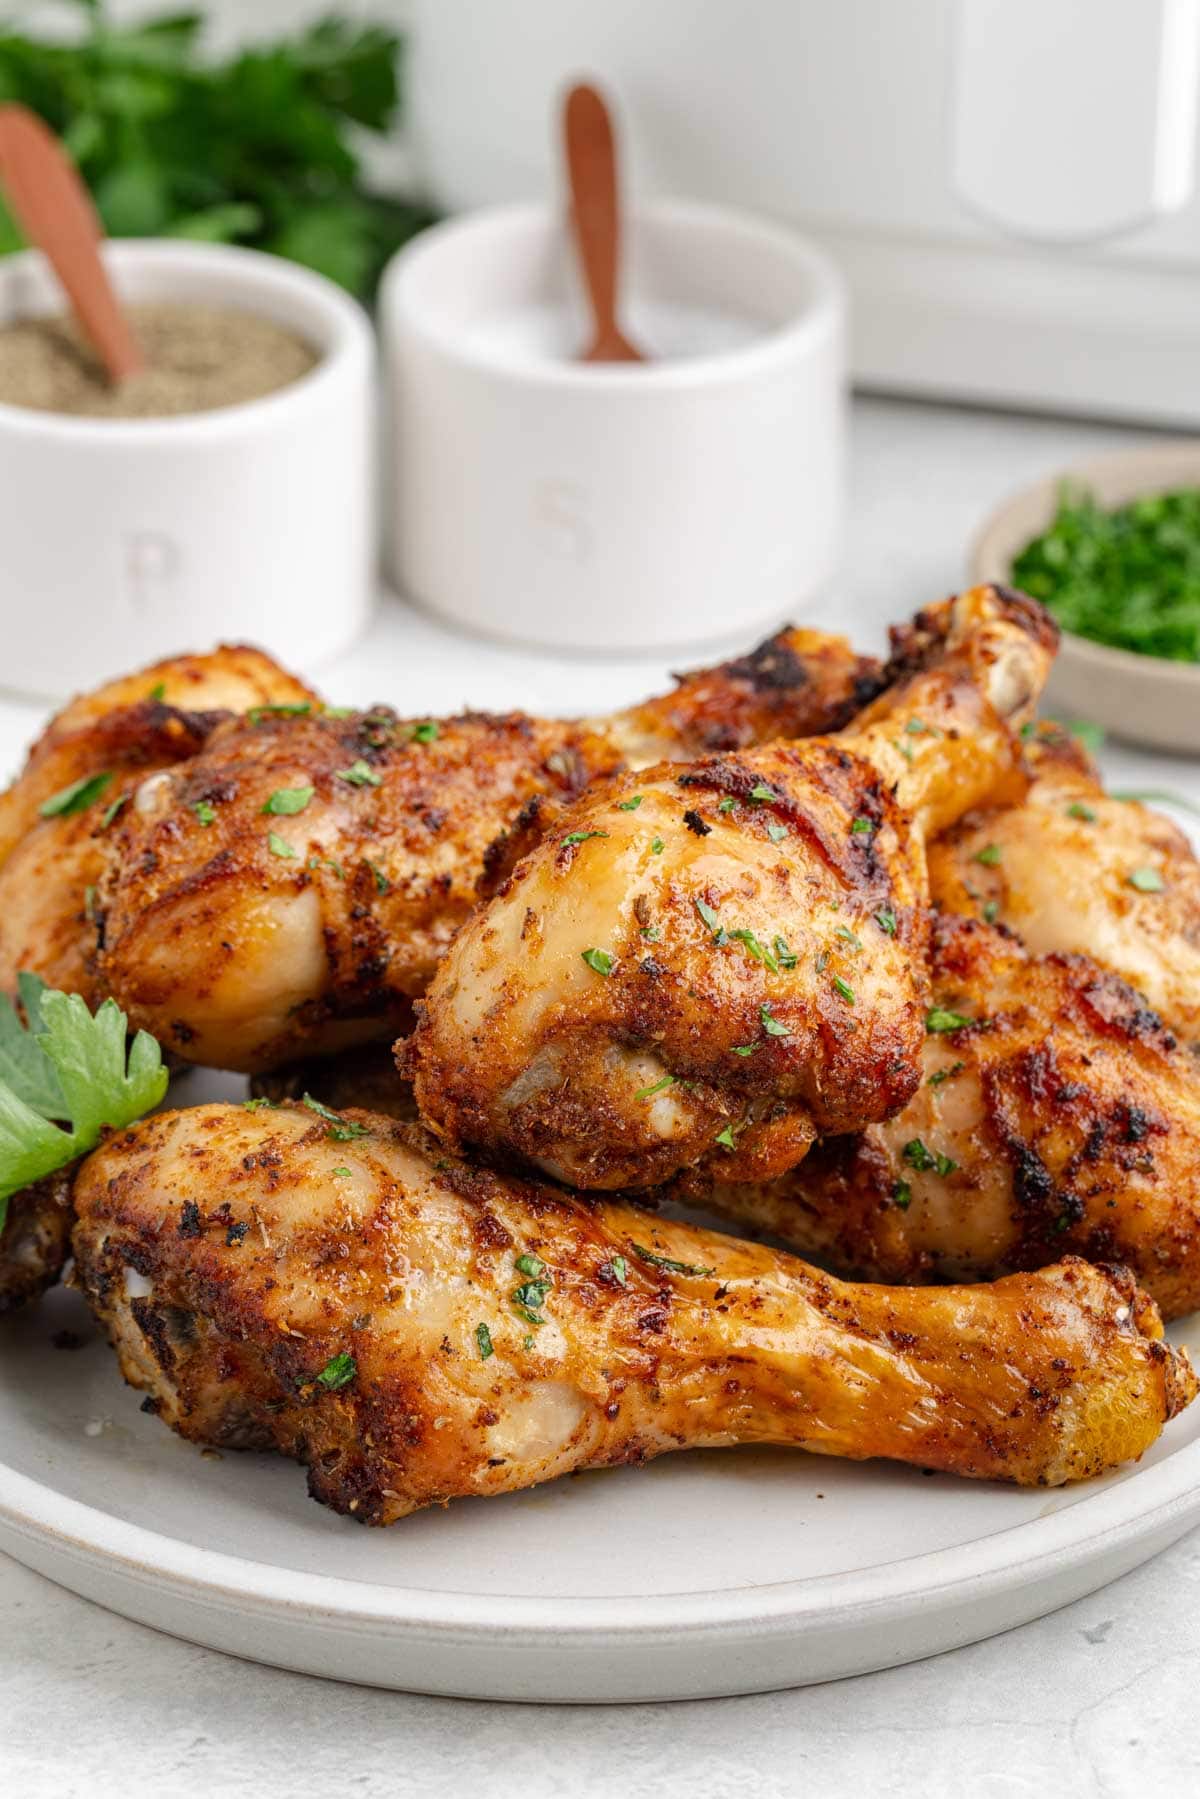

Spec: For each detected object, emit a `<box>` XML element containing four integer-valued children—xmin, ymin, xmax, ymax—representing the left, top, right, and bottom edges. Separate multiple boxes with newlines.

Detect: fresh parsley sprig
<box><xmin>0</xmin><ymin>975</ymin><xmax>168</xmax><ymax>1224</ymax></box>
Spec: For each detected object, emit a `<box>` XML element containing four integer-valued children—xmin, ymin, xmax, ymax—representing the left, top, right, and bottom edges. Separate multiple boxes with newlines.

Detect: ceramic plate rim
<box><xmin>3</xmin><ymin>1418</ymin><xmax>1200</xmax><ymax>1642</ymax></box>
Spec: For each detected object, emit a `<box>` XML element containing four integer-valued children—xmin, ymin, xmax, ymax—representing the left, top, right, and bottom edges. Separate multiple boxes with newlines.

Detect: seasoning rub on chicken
<box><xmin>95</xmin><ymin>626</ymin><xmax>880</xmax><ymax>1072</ymax></box>
<box><xmin>407</xmin><ymin>586</ymin><xmax>1057</xmax><ymax>1191</ymax></box>
<box><xmin>71</xmin><ymin>1103</ymin><xmax>1195</xmax><ymax>1523</ymax></box>
<box><xmin>929</xmin><ymin>727</ymin><xmax>1200</xmax><ymax>1048</ymax></box>
<box><xmin>702</xmin><ymin>911</ymin><xmax>1200</xmax><ymax>1319</ymax></box>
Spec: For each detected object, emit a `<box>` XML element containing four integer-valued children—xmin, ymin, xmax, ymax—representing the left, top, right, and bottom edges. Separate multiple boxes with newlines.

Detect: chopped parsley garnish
<box><xmin>902</xmin><ymin>1138</ymin><xmax>958</xmax><ymax>1177</ymax></box>
<box><xmin>832</xmin><ymin>976</ymin><xmax>855</xmax><ymax>1004</ymax></box>
<box><xmin>301</xmin><ymin>1093</ymin><xmax>369</xmax><ymax>1140</ymax></box>
<box><xmin>926</xmin><ymin>1008</ymin><xmax>972</xmax><ymax>1034</ymax></box>
<box><xmin>39</xmin><ymin>771</ymin><xmax>113</xmax><ymax>819</ymax></box>
<box><xmin>331</xmin><ymin>1167</ymin><xmax>352</xmax><ymax>1178</ymax></box>
<box><xmin>581</xmin><ymin>947</ymin><xmax>615</xmax><ymax>975</ymax></box>
<box><xmin>1066</xmin><ymin>802</ymin><xmax>1097</xmax><ymax>822</ymax></box>
<box><xmin>514</xmin><ymin>1279</ymin><xmax>552</xmax><ymax>1311</ymax></box>
<box><xmin>849</xmin><ymin>817</ymin><xmax>872</xmax><ymax>835</ymax></box>
<box><xmin>651</xmin><ymin>837</ymin><xmax>665</xmax><ymax>855</ymax></box>
<box><xmin>336</xmin><ymin>759</ymin><xmax>381</xmax><ymax>788</ymax></box>
<box><xmin>904</xmin><ymin>718</ymin><xmax>934</xmax><ymax>735</ymax></box>
<box><xmin>617</xmin><ymin>796</ymin><xmax>643</xmax><ymax>811</ymax></box>
<box><xmin>248</xmin><ymin>703</ymin><xmax>312</xmax><ymax>725</ymax></box>
<box><xmin>1070</xmin><ymin>720</ymin><xmax>1105</xmax><ymax>753</ymax></box>
<box><xmin>515</xmin><ymin>1253</ymin><xmax>545</xmax><ymax>1279</ymax></box>
<box><xmin>634</xmin><ymin>1074</ymin><xmax>677</xmax><ymax>1101</ymax></box>
<box><xmin>731</xmin><ymin>1044</ymin><xmax>757</xmax><ymax>1056</ymax></box>
<box><xmin>1128</xmin><ymin>866</ymin><xmax>1165</xmax><ymax>892</ymax></box>
<box><xmin>748</xmin><ymin>783</ymin><xmax>776</xmax><ymax>803</ymax></box>
<box><xmin>714</xmin><ymin>1125</ymin><xmax>737</xmax><ymax>1150</ymax></box>
<box><xmin>365</xmin><ymin>859</ymin><xmax>390</xmax><ymax>894</ymax></box>
<box><xmin>99</xmin><ymin>793</ymin><xmax>128</xmax><ymax>831</ymax></box>
<box><xmin>193</xmin><ymin>800</ymin><xmax>217</xmax><ymax>826</ymax></box>
<box><xmin>641</xmin><ymin>925</ymin><xmax>661</xmax><ymax>942</ymax></box>
<box><xmin>982</xmin><ymin>899</ymin><xmax>1000</xmax><ymax>924</ymax></box>
<box><xmin>262</xmin><ymin>785</ymin><xmax>314</xmax><ymax>816</ymax></box>
<box><xmin>475</xmin><ymin>1322</ymin><xmax>494</xmax><ymax>1361</ymax></box>
<box><xmin>773</xmin><ymin>936</ymin><xmax>798</xmax><ymax>969</ymax></box>
<box><xmin>728</xmin><ymin>928</ymin><xmax>778</xmax><ymax>973</ymax></box>
<box><xmin>411</xmin><ymin>721</ymin><xmax>439</xmax><ymax>743</ymax></box>
<box><xmin>874</xmin><ymin>909</ymin><xmax>897</xmax><ymax>936</ymax></box>
<box><xmin>148</xmin><ymin>682</ymin><xmax>166</xmax><ymax>702</ymax></box>
<box><xmin>562</xmin><ymin>830</ymin><xmax>608</xmax><ymax>846</ymax></box>
<box><xmin>717</xmin><ymin>797</ymin><xmax>736</xmax><ymax>814</ymax></box>
<box><xmin>835</xmin><ymin>926</ymin><xmax>863</xmax><ymax>952</ymax></box>
<box><xmin>892</xmin><ymin>1181</ymin><xmax>913</xmax><ymax>1211</ymax></box>
<box><xmin>604</xmin><ymin>1254</ymin><xmax>628</xmax><ymax>1287</ymax></box>
<box><xmin>267</xmin><ymin>831</ymin><xmax>296</xmax><ymax>858</ymax></box>
<box><xmin>974</xmin><ymin>843</ymin><xmax>1002</xmax><ymax>867</ymax></box>
<box><xmin>928</xmin><ymin>1061</ymin><xmax>965</xmax><ymax>1087</ymax></box>
<box><xmin>315</xmin><ymin>1352</ymin><xmax>356</xmax><ymax>1391</ymax></box>
<box><xmin>0</xmin><ymin>975</ymin><xmax>168</xmax><ymax>1225</ymax></box>
<box><xmin>631</xmin><ymin>1242</ymin><xmax>715</xmax><ymax>1277</ymax></box>
<box><xmin>766</xmin><ymin>823</ymin><xmax>788</xmax><ymax>844</ymax></box>
<box><xmin>695</xmin><ymin>897</ymin><xmax>721</xmax><ymax>935</ymax></box>
<box><xmin>760</xmin><ymin>1004</ymin><xmax>789</xmax><ymax>1038</ymax></box>
<box><xmin>1011</xmin><ymin>484</ymin><xmax>1200</xmax><ymax>662</ymax></box>
<box><xmin>242</xmin><ymin>1096</ymin><xmax>277</xmax><ymax>1111</ymax></box>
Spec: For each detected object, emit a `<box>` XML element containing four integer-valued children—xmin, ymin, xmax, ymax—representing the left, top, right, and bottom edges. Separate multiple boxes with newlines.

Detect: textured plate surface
<box><xmin>2</xmin><ymin>1066</ymin><xmax>1199</xmax><ymax>1703</ymax></box>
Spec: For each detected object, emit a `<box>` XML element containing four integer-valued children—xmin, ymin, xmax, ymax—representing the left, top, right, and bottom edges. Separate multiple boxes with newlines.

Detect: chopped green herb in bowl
<box><xmin>1012</xmin><ymin>484</ymin><xmax>1200</xmax><ymax>663</ymax></box>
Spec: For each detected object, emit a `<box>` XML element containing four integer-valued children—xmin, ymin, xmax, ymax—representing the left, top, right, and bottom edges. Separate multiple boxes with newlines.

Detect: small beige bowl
<box><xmin>970</xmin><ymin>442</ymin><xmax>1200</xmax><ymax>754</ymax></box>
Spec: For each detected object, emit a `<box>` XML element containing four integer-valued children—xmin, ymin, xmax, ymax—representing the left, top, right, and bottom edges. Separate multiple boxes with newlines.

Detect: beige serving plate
<box><xmin>970</xmin><ymin>442</ymin><xmax>1200</xmax><ymax>754</ymax></box>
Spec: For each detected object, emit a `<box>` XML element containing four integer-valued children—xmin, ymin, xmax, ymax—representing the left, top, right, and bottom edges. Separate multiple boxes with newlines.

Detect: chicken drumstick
<box><xmin>72</xmin><ymin>1102</ymin><xmax>1193</xmax><ymax>1522</ymax></box>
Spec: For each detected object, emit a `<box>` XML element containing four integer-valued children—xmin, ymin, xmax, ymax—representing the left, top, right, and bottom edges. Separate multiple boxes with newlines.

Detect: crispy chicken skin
<box><xmin>928</xmin><ymin>728</ymin><xmax>1200</xmax><ymax>1047</ymax></box>
<box><xmin>0</xmin><ymin>645</ymin><xmax>317</xmax><ymax>1006</ymax></box>
<box><xmin>703</xmin><ymin>913</ymin><xmax>1200</xmax><ymax>1318</ymax></box>
<box><xmin>407</xmin><ymin>587</ymin><xmax>1057</xmax><ymax>1191</ymax></box>
<box><xmin>0</xmin><ymin>646</ymin><xmax>316</xmax><ymax>1311</ymax></box>
<box><xmin>96</xmin><ymin>627</ymin><xmax>880</xmax><ymax>1072</ymax></box>
<box><xmin>0</xmin><ymin>1171</ymin><xmax>73</xmax><ymax>1314</ymax></box>
<box><xmin>71</xmin><ymin>1102</ymin><xmax>1194</xmax><ymax>1520</ymax></box>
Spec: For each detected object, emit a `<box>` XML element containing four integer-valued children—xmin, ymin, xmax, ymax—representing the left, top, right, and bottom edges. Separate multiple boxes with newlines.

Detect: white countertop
<box><xmin>6</xmin><ymin>393</ymin><xmax>1200</xmax><ymax>1796</ymax></box>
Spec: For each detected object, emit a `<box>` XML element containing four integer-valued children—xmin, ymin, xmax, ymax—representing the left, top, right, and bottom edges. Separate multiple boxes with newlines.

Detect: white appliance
<box><xmin>409</xmin><ymin>0</ymin><xmax>1200</xmax><ymax>427</ymax></box>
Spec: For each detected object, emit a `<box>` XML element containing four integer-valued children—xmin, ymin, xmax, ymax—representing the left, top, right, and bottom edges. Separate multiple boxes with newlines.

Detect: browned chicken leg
<box><xmin>0</xmin><ymin>645</ymin><xmax>317</xmax><ymax>1315</ymax></box>
<box><xmin>702</xmin><ymin>912</ymin><xmax>1200</xmax><ymax>1318</ymax></box>
<box><xmin>929</xmin><ymin>727</ymin><xmax>1200</xmax><ymax>1047</ymax></box>
<box><xmin>94</xmin><ymin>626</ymin><xmax>880</xmax><ymax>1071</ymax></box>
<box><xmin>71</xmin><ymin>1102</ymin><xmax>1194</xmax><ymax>1522</ymax></box>
<box><xmin>0</xmin><ymin>644</ymin><xmax>318</xmax><ymax>1008</ymax></box>
<box><xmin>407</xmin><ymin>587</ymin><xmax>1057</xmax><ymax>1191</ymax></box>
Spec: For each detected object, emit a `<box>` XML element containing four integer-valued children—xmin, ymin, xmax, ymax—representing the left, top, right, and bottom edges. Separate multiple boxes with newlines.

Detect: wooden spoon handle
<box><xmin>563</xmin><ymin>82</ymin><xmax>625</xmax><ymax>353</ymax></box>
<box><xmin>0</xmin><ymin>104</ymin><xmax>144</xmax><ymax>382</ymax></box>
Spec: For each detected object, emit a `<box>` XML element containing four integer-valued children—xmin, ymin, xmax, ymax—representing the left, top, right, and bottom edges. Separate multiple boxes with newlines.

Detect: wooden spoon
<box><xmin>562</xmin><ymin>82</ymin><xmax>645</xmax><ymax>364</ymax></box>
<box><xmin>0</xmin><ymin>103</ymin><xmax>144</xmax><ymax>382</ymax></box>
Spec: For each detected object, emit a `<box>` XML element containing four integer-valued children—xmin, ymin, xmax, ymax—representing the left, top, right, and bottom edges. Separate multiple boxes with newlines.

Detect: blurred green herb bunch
<box><xmin>0</xmin><ymin>0</ymin><xmax>433</xmax><ymax>299</ymax></box>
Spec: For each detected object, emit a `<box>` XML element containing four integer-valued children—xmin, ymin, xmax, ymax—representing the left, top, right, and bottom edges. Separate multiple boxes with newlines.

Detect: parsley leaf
<box><xmin>262</xmin><ymin>785</ymin><xmax>314</xmax><ymax>816</ymax></box>
<box><xmin>634</xmin><ymin>1074</ymin><xmax>677</xmax><ymax>1101</ymax></box>
<box><xmin>926</xmin><ymin>1008</ymin><xmax>973</xmax><ymax>1034</ymax></box>
<box><xmin>39</xmin><ymin>772</ymin><xmax>113</xmax><ymax>819</ymax></box>
<box><xmin>314</xmin><ymin>1352</ymin><xmax>356</xmax><ymax>1391</ymax></box>
<box><xmin>301</xmin><ymin>1093</ymin><xmax>369</xmax><ymax>1140</ymax></box>
<box><xmin>581</xmin><ymin>947</ymin><xmax>615</xmax><ymax>975</ymax></box>
<box><xmin>0</xmin><ymin>978</ymin><xmax>168</xmax><ymax>1223</ymax></box>
<box><xmin>631</xmin><ymin>1242</ymin><xmax>715</xmax><ymax>1277</ymax></box>
<box><xmin>336</xmin><ymin>759</ymin><xmax>381</xmax><ymax>788</ymax></box>
<box><xmin>1128</xmin><ymin>867</ymin><xmax>1165</xmax><ymax>893</ymax></box>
